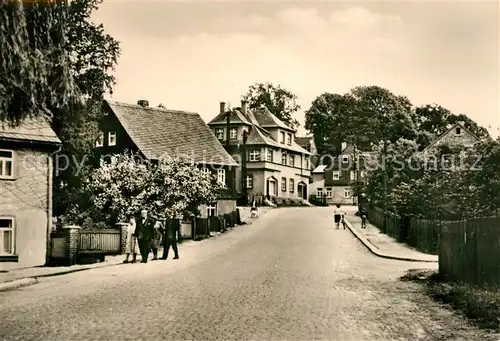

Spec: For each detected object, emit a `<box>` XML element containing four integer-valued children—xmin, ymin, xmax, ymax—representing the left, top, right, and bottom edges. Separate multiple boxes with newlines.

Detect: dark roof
<box><xmin>207</xmin><ymin>109</ymin><xmax>251</xmax><ymax>126</ymax></box>
<box><xmin>295</xmin><ymin>136</ymin><xmax>311</xmax><ymax>148</ymax></box>
<box><xmin>0</xmin><ymin>119</ymin><xmax>61</xmax><ymax>144</ymax></box>
<box><xmin>105</xmin><ymin>100</ymin><xmax>238</xmax><ymax>166</ymax></box>
<box><xmin>251</xmin><ymin>107</ymin><xmax>295</xmax><ymax>132</ymax></box>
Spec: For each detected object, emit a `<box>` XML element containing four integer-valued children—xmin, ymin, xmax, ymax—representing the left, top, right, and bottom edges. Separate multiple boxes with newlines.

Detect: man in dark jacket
<box><xmin>134</xmin><ymin>209</ymin><xmax>155</xmax><ymax>263</ymax></box>
<box><xmin>160</xmin><ymin>218</ymin><xmax>179</xmax><ymax>260</ymax></box>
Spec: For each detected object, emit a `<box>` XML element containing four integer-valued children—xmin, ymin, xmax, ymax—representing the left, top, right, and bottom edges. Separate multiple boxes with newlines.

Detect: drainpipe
<box><xmin>46</xmin><ymin>144</ymin><xmax>62</xmax><ymax>264</ymax></box>
<box><xmin>225</xmin><ymin>110</ymin><xmax>232</xmax><ymax>190</ymax></box>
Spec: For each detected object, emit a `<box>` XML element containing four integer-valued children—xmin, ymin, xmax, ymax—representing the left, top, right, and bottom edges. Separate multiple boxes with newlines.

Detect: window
<box><xmin>108</xmin><ymin>131</ymin><xmax>116</xmax><ymax>146</ymax></box>
<box><xmin>332</xmin><ymin>171</ymin><xmax>340</xmax><ymax>180</ymax></box>
<box><xmin>350</xmin><ymin>171</ymin><xmax>356</xmax><ymax>181</ymax></box>
<box><xmin>326</xmin><ymin>188</ymin><xmax>332</xmax><ymax>198</ymax></box>
<box><xmin>215</xmin><ymin>128</ymin><xmax>224</xmax><ymax>140</ymax></box>
<box><xmin>266</xmin><ymin>149</ymin><xmax>273</xmax><ymax>162</ymax></box>
<box><xmin>287</xmin><ymin>133</ymin><xmax>292</xmax><ymax>145</ymax></box>
<box><xmin>217</xmin><ymin>169</ymin><xmax>225</xmax><ymax>185</ymax></box>
<box><xmin>202</xmin><ymin>168</ymin><xmax>211</xmax><ymax>177</ymax></box>
<box><xmin>249</xmin><ymin>150</ymin><xmax>261</xmax><ymax>162</ymax></box>
<box><xmin>289</xmin><ymin>179</ymin><xmax>294</xmax><ymax>192</ymax></box>
<box><xmin>0</xmin><ymin>150</ymin><xmax>14</xmax><ymax>179</ymax></box>
<box><xmin>246</xmin><ymin>175</ymin><xmax>253</xmax><ymax>189</ymax></box>
<box><xmin>288</xmin><ymin>155</ymin><xmax>295</xmax><ymax>167</ymax></box>
<box><xmin>345</xmin><ymin>189</ymin><xmax>352</xmax><ymax>198</ymax></box>
<box><xmin>317</xmin><ymin>188</ymin><xmax>323</xmax><ymax>197</ymax></box>
<box><xmin>281</xmin><ymin>177</ymin><xmax>287</xmax><ymax>191</ymax></box>
<box><xmin>0</xmin><ymin>218</ymin><xmax>14</xmax><ymax>255</ymax></box>
<box><xmin>303</xmin><ymin>157</ymin><xmax>309</xmax><ymax>169</ymax></box>
<box><xmin>95</xmin><ymin>131</ymin><xmax>104</xmax><ymax>147</ymax></box>
<box><xmin>455</xmin><ymin>127</ymin><xmax>462</xmax><ymax>135</ymax></box>
<box><xmin>280</xmin><ymin>131</ymin><xmax>285</xmax><ymax>144</ymax></box>
<box><xmin>342</xmin><ymin>155</ymin><xmax>349</xmax><ymax>163</ymax></box>
<box><xmin>281</xmin><ymin>153</ymin><xmax>287</xmax><ymax>165</ymax></box>
<box><xmin>230</xmin><ymin>128</ymin><xmax>237</xmax><ymax>139</ymax></box>
<box><xmin>207</xmin><ymin>203</ymin><xmax>217</xmax><ymax>217</ymax></box>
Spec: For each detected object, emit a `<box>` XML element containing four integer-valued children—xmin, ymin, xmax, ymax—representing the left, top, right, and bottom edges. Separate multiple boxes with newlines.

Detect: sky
<box><xmin>92</xmin><ymin>0</ymin><xmax>500</xmax><ymax>138</ymax></box>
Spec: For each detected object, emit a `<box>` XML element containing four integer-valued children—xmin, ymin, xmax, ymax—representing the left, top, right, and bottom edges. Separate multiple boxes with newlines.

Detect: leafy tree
<box><xmin>242</xmin><ymin>82</ymin><xmax>300</xmax><ymax>129</ymax></box>
<box><xmin>0</xmin><ymin>1</ymin><xmax>78</xmax><ymax>124</ymax></box>
<box><xmin>305</xmin><ymin>93</ymin><xmax>356</xmax><ymax>156</ymax></box>
<box><xmin>348</xmin><ymin>86</ymin><xmax>418</xmax><ymax>145</ymax></box>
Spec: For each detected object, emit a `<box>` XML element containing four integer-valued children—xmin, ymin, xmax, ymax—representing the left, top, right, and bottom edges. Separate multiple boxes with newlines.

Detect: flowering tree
<box><xmin>149</xmin><ymin>154</ymin><xmax>223</xmax><ymax>219</ymax></box>
<box><xmin>80</xmin><ymin>152</ymin><xmax>223</xmax><ymax>227</ymax></box>
<box><xmin>85</xmin><ymin>153</ymin><xmax>152</xmax><ymax>224</ymax></box>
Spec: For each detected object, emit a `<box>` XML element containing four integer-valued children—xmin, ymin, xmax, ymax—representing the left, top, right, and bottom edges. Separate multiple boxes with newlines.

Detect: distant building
<box><xmin>0</xmin><ymin>119</ymin><xmax>61</xmax><ymax>271</ymax></box>
<box><xmin>208</xmin><ymin>101</ymin><xmax>312</xmax><ymax>202</ymax></box>
<box><xmin>422</xmin><ymin>122</ymin><xmax>480</xmax><ymax>153</ymax></box>
<box><xmin>309</xmin><ymin>143</ymin><xmax>376</xmax><ymax>205</ymax></box>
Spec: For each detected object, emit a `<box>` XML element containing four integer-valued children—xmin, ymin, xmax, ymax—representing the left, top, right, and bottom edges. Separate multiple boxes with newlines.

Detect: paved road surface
<box><xmin>1</xmin><ymin>207</ymin><xmax>496</xmax><ymax>340</ymax></box>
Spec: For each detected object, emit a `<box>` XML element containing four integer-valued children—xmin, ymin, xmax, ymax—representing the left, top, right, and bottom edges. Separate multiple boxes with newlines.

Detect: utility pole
<box><xmin>225</xmin><ymin>110</ymin><xmax>232</xmax><ymax>191</ymax></box>
<box><xmin>382</xmin><ymin>113</ymin><xmax>388</xmax><ymax>232</ymax></box>
<box><xmin>241</xmin><ymin>130</ymin><xmax>248</xmax><ymax>206</ymax></box>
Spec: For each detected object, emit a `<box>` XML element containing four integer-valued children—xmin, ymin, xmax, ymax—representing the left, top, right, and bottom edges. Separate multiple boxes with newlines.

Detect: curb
<box><xmin>0</xmin><ymin>277</ymin><xmax>38</xmax><ymax>292</ymax></box>
<box><xmin>0</xmin><ymin>262</ymin><xmax>127</xmax><ymax>293</ymax></box>
<box><xmin>344</xmin><ymin>218</ymin><xmax>438</xmax><ymax>263</ymax></box>
<box><xmin>0</xmin><ymin>217</ymin><xmax>265</xmax><ymax>293</ymax></box>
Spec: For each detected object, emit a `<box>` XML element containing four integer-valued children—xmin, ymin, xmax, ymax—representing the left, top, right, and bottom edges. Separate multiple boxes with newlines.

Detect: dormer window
<box><xmin>455</xmin><ymin>127</ymin><xmax>462</xmax><ymax>135</ymax></box>
<box><xmin>342</xmin><ymin>155</ymin><xmax>349</xmax><ymax>163</ymax></box>
<box><xmin>108</xmin><ymin>131</ymin><xmax>116</xmax><ymax>146</ymax></box>
<box><xmin>280</xmin><ymin>131</ymin><xmax>285</xmax><ymax>144</ymax></box>
<box><xmin>332</xmin><ymin>171</ymin><xmax>340</xmax><ymax>180</ymax></box>
<box><xmin>287</xmin><ymin>133</ymin><xmax>292</xmax><ymax>146</ymax></box>
<box><xmin>229</xmin><ymin>128</ymin><xmax>237</xmax><ymax>139</ymax></box>
<box><xmin>95</xmin><ymin>131</ymin><xmax>104</xmax><ymax>147</ymax></box>
<box><xmin>249</xmin><ymin>150</ymin><xmax>261</xmax><ymax>162</ymax></box>
<box><xmin>215</xmin><ymin>128</ymin><xmax>224</xmax><ymax>140</ymax></box>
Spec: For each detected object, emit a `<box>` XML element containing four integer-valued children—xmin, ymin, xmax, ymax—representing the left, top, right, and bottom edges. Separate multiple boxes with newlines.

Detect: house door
<box><xmin>298</xmin><ymin>182</ymin><xmax>307</xmax><ymax>199</ymax></box>
<box><xmin>268</xmin><ymin>180</ymin><xmax>276</xmax><ymax>197</ymax></box>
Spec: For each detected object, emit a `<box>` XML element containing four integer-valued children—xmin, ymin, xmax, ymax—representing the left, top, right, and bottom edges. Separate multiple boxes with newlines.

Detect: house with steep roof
<box><xmin>422</xmin><ymin>122</ymin><xmax>481</xmax><ymax>153</ymax></box>
<box><xmin>0</xmin><ymin>119</ymin><xmax>61</xmax><ymax>271</ymax></box>
<box><xmin>295</xmin><ymin>135</ymin><xmax>319</xmax><ymax>169</ymax></box>
<box><xmin>208</xmin><ymin>101</ymin><xmax>312</xmax><ymax>202</ymax></box>
<box><xmin>309</xmin><ymin>142</ymin><xmax>376</xmax><ymax>205</ymax></box>
<box><xmin>94</xmin><ymin>99</ymin><xmax>239</xmax><ymax>218</ymax></box>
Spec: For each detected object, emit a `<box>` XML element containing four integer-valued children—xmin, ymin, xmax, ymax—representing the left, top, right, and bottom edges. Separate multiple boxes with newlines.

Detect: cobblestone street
<box><xmin>1</xmin><ymin>207</ymin><xmax>497</xmax><ymax>340</ymax></box>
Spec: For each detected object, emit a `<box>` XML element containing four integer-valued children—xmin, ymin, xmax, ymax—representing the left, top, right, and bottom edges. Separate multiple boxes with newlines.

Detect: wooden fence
<box><xmin>365</xmin><ymin>206</ymin><xmax>440</xmax><ymax>254</ymax></box>
<box><xmin>439</xmin><ymin>217</ymin><xmax>500</xmax><ymax>285</ymax></box>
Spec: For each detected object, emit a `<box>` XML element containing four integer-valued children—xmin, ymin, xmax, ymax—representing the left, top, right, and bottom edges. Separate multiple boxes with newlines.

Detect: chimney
<box><xmin>137</xmin><ymin>100</ymin><xmax>149</xmax><ymax>107</ymax></box>
<box><xmin>241</xmin><ymin>100</ymin><xmax>248</xmax><ymax>115</ymax></box>
<box><xmin>220</xmin><ymin>102</ymin><xmax>226</xmax><ymax>114</ymax></box>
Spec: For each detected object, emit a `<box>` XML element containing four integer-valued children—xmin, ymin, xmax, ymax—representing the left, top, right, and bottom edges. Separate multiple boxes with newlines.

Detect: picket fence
<box><xmin>439</xmin><ymin>217</ymin><xmax>500</xmax><ymax>285</ymax></box>
<box><xmin>366</xmin><ymin>207</ymin><xmax>440</xmax><ymax>254</ymax></box>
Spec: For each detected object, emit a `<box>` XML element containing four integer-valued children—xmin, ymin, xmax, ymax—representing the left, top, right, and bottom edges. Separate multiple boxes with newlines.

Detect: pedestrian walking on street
<box><xmin>333</xmin><ymin>204</ymin><xmax>345</xmax><ymax>229</ymax></box>
<box><xmin>150</xmin><ymin>218</ymin><xmax>163</xmax><ymax>261</ymax></box>
<box><xmin>160</xmin><ymin>218</ymin><xmax>179</xmax><ymax>260</ymax></box>
<box><xmin>123</xmin><ymin>215</ymin><xmax>139</xmax><ymax>263</ymax></box>
<box><xmin>134</xmin><ymin>209</ymin><xmax>155</xmax><ymax>263</ymax></box>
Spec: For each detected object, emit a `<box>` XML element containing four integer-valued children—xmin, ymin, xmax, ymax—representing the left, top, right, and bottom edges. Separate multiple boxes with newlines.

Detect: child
<box><xmin>250</xmin><ymin>200</ymin><xmax>258</xmax><ymax>218</ymax></box>
<box><xmin>333</xmin><ymin>204</ymin><xmax>344</xmax><ymax>229</ymax></box>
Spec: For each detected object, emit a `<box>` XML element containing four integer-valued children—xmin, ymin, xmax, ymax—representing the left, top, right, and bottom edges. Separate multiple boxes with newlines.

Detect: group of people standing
<box><xmin>123</xmin><ymin>209</ymin><xmax>180</xmax><ymax>263</ymax></box>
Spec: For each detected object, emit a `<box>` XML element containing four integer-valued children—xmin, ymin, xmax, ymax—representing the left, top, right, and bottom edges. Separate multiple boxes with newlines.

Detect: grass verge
<box><xmin>401</xmin><ymin>269</ymin><xmax>500</xmax><ymax>331</ymax></box>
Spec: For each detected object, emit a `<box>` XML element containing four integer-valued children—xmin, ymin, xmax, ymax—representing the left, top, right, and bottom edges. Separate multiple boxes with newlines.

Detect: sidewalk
<box><xmin>0</xmin><ymin>207</ymin><xmax>274</xmax><ymax>292</ymax></box>
<box><xmin>345</xmin><ymin>214</ymin><xmax>438</xmax><ymax>263</ymax></box>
